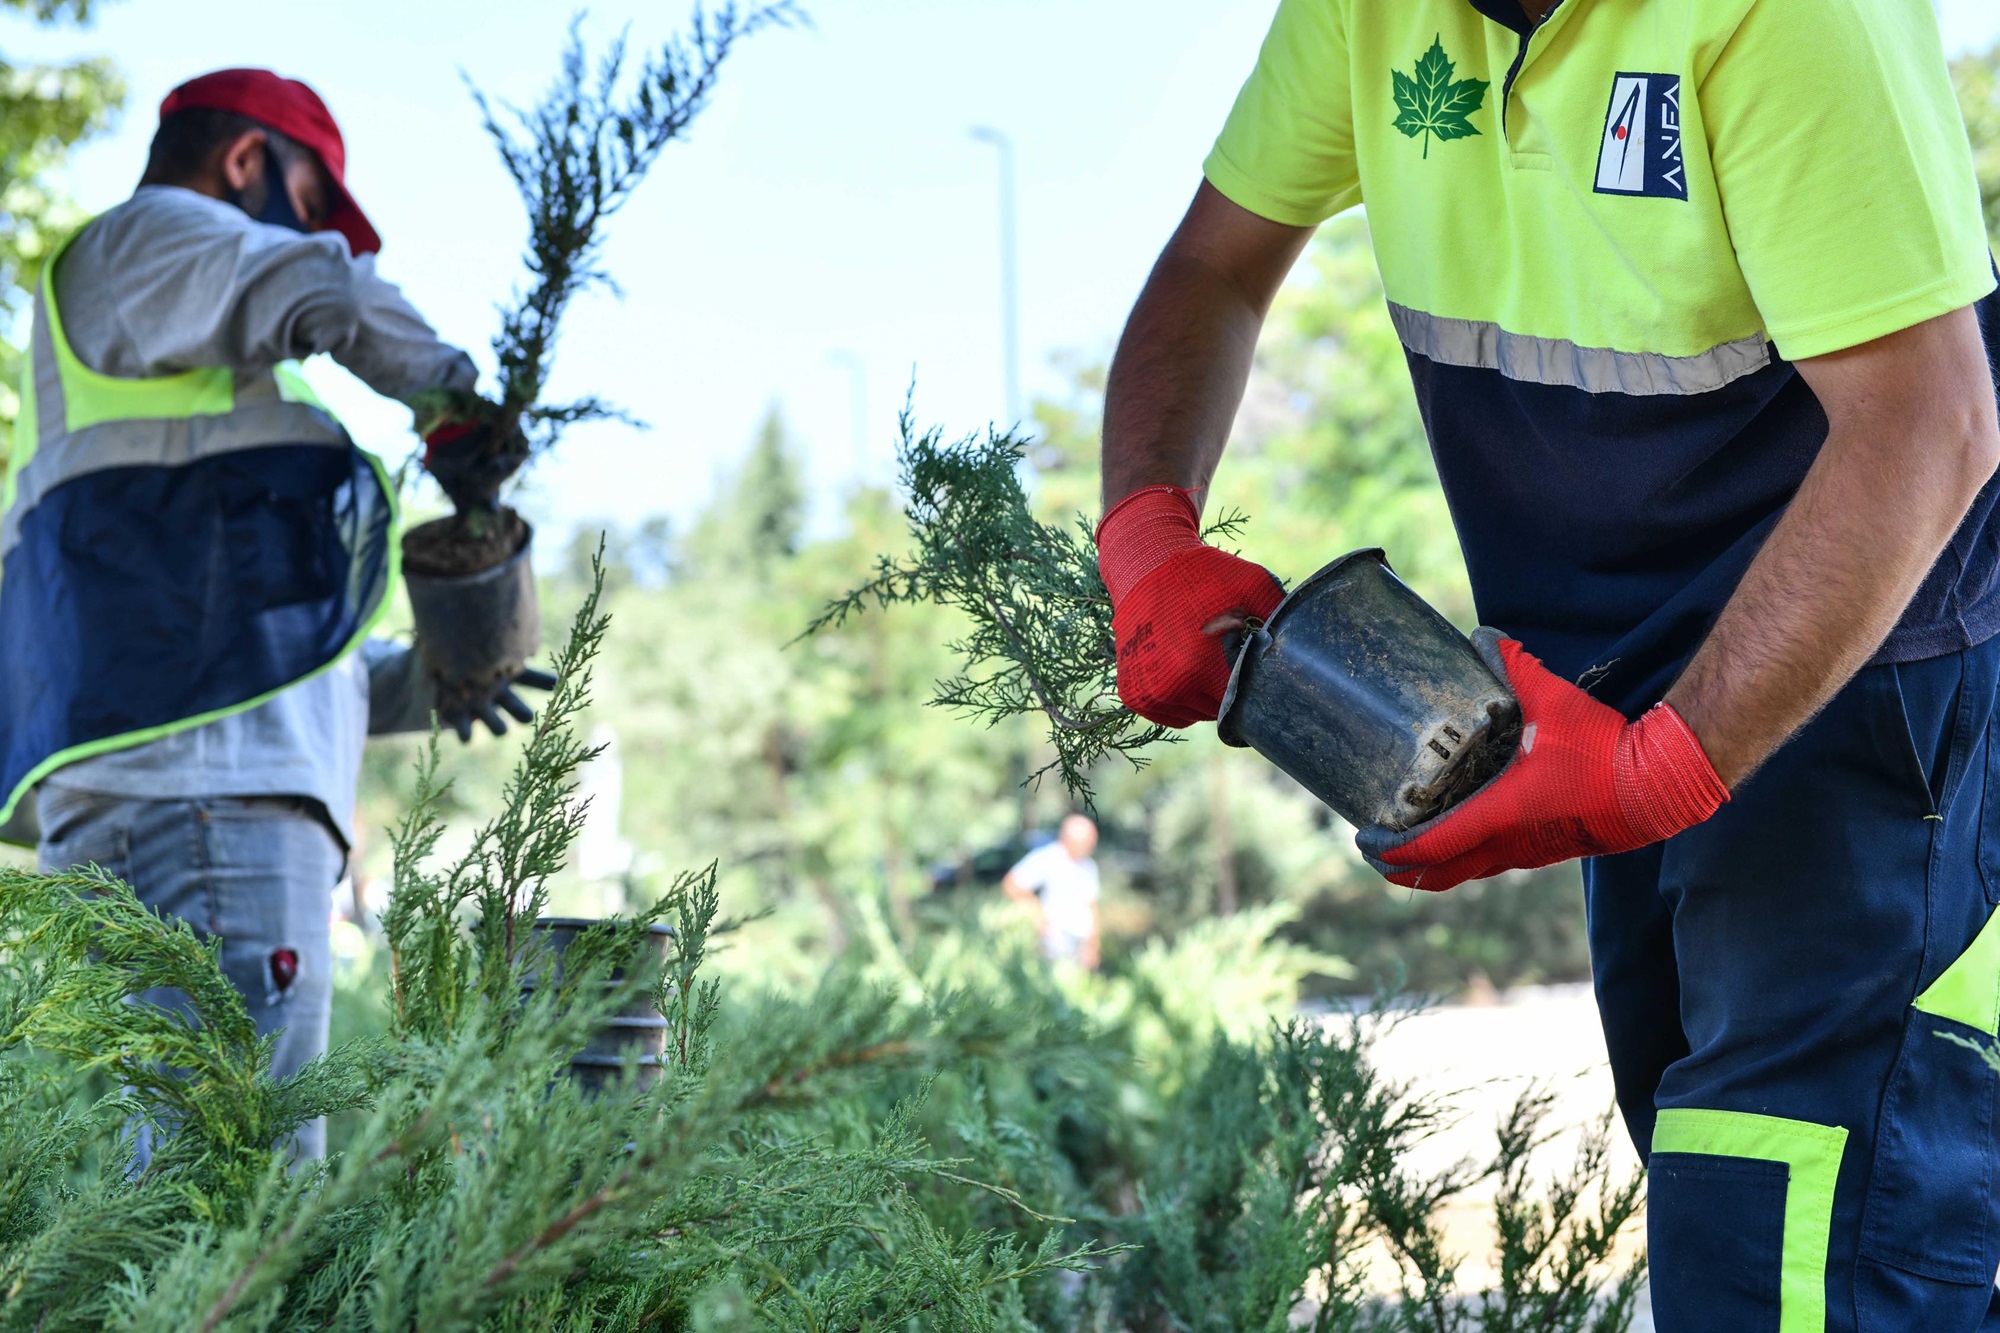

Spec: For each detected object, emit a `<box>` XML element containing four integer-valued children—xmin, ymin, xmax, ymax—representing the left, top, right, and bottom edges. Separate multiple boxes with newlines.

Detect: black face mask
<box><xmin>231</xmin><ymin>145</ymin><xmax>309</xmax><ymax>234</ymax></box>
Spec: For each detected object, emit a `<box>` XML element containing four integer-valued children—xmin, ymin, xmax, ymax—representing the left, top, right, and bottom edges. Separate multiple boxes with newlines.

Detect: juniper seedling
<box><xmin>810</xmin><ymin>410</ymin><xmax>1253</xmax><ymax>802</ymax></box>
<box><xmin>415</xmin><ymin>3</ymin><xmax>800</xmax><ymax>521</ymax></box>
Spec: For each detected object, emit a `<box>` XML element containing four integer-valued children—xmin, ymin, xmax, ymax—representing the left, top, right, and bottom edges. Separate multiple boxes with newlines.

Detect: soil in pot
<box><xmin>402</xmin><ymin>507</ymin><xmax>530</xmax><ymax>579</ymax></box>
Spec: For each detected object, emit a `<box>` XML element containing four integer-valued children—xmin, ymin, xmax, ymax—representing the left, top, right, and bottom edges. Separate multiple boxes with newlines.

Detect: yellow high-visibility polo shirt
<box><xmin>1206</xmin><ymin>0</ymin><xmax>1998</xmax><ymax>701</ymax></box>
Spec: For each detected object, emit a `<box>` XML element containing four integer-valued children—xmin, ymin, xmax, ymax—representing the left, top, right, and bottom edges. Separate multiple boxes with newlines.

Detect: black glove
<box><xmin>436</xmin><ymin>666</ymin><xmax>559</xmax><ymax>743</ymax></box>
<box><xmin>366</xmin><ymin>645</ymin><xmax>556</xmax><ymax>742</ymax></box>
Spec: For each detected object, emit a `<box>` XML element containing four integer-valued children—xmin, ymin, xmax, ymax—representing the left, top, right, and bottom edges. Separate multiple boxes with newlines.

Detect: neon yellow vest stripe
<box><xmin>0</xmin><ymin>226</ymin><xmax>400</xmax><ymax>831</ymax></box>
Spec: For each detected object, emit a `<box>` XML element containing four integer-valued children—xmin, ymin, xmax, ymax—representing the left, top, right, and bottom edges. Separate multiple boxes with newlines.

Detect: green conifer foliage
<box><xmin>413</xmin><ymin>2</ymin><xmax>801</xmax><ymax>514</ymax></box>
<box><xmin>0</xmin><ymin>571</ymin><xmax>1108</xmax><ymax>1330</ymax></box>
<box><xmin>1</xmin><ymin>570</ymin><xmax>1641</xmax><ymax>1328</ymax></box>
<box><xmin>807</xmin><ymin>412</ymin><xmax>1240</xmax><ymax>802</ymax></box>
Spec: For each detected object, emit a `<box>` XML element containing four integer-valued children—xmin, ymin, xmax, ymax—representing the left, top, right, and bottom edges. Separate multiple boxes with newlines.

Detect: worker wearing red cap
<box><xmin>156</xmin><ymin>66</ymin><xmax>384</xmax><ymax>256</ymax></box>
<box><xmin>0</xmin><ymin>69</ymin><xmax>533</xmax><ymax>1160</ymax></box>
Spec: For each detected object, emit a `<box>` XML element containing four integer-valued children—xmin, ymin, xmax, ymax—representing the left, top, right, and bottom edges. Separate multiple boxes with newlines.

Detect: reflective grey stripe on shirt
<box><xmin>1387</xmin><ymin>302</ymin><xmax>1773</xmax><ymax>396</ymax></box>
<box><xmin>1</xmin><ymin>400</ymin><xmax>353</xmax><ymax>558</ymax></box>
<box><xmin>3</xmin><ymin>286</ymin><xmax>351</xmax><ymax>560</ymax></box>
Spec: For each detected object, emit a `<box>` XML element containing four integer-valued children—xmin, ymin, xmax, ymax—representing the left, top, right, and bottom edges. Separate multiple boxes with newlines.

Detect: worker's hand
<box><xmin>437</xmin><ymin>666</ymin><xmax>558</xmax><ymax>743</ymax></box>
<box><xmin>1097</xmin><ymin>485</ymin><xmax>1284</xmax><ymax>728</ymax></box>
<box><xmin>423</xmin><ymin>410</ymin><xmax>532</xmax><ymax>514</ymax></box>
<box><xmin>1356</xmin><ymin>631</ymin><xmax>1730</xmax><ymax>892</ymax></box>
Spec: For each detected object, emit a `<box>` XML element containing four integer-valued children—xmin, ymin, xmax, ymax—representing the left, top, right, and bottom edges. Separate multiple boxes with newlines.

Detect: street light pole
<box><xmin>969</xmin><ymin>126</ymin><xmax>1021</xmax><ymax>426</ymax></box>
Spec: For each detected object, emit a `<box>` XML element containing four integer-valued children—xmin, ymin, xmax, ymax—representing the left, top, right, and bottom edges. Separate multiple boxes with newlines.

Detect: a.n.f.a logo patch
<box><xmin>1594</xmin><ymin>72</ymin><xmax>1687</xmax><ymax>200</ymax></box>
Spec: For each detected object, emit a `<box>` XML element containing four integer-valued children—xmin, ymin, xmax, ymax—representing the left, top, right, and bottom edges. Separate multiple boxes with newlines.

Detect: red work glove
<box><xmin>1097</xmin><ymin>485</ymin><xmax>1285</xmax><ymax>728</ymax></box>
<box><xmin>421</xmin><ymin>419</ymin><xmax>480</xmax><ymax>467</ymax></box>
<box><xmin>1356</xmin><ymin>630</ymin><xmax>1729</xmax><ymax>892</ymax></box>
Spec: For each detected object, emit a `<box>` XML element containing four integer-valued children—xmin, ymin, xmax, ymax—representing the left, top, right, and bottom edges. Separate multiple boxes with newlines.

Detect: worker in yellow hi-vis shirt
<box><xmin>1092</xmin><ymin>0</ymin><xmax>2000</xmax><ymax>1326</ymax></box>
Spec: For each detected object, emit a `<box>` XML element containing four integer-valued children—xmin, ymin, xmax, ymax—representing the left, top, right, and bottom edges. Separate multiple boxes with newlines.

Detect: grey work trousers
<box><xmin>36</xmin><ymin>787</ymin><xmax>344</xmax><ymax>1160</ymax></box>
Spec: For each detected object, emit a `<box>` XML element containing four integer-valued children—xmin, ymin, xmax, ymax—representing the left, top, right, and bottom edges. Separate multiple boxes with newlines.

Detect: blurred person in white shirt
<box><xmin>1000</xmin><ymin>814</ymin><xmax>1101</xmax><ymax>970</ymax></box>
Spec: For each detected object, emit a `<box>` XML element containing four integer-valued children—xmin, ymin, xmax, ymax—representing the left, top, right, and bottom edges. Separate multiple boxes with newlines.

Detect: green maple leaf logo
<box><xmin>1392</xmin><ymin>35</ymin><xmax>1489</xmax><ymax>159</ymax></box>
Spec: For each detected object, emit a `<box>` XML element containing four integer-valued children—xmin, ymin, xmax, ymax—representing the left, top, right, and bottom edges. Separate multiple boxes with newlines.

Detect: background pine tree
<box><xmin>1957</xmin><ymin>43</ymin><xmax>2000</xmax><ymax>247</ymax></box>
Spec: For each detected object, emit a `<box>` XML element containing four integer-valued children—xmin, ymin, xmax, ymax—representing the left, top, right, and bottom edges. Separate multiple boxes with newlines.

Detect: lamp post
<box><xmin>969</xmin><ymin>126</ymin><xmax>1021</xmax><ymax>426</ymax></box>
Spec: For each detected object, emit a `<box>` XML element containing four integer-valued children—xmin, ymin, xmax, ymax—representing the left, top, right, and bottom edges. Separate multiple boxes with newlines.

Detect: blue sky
<box><xmin>9</xmin><ymin>0</ymin><xmax>2000</xmax><ymax>537</ymax></box>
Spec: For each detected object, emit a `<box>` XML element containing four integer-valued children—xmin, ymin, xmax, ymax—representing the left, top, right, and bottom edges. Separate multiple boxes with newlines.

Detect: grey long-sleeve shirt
<box><xmin>41</xmin><ymin>186</ymin><xmax>478</xmax><ymax>846</ymax></box>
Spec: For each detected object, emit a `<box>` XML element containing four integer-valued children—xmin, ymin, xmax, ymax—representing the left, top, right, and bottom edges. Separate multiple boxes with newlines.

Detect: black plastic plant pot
<box><xmin>1217</xmin><ymin>549</ymin><xmax>1521</xmax><ymax>833</ymax></box>
<box><xmin>523</xmin><ymin>917</ymin><xmax>676</xmax><ymax>1091</ymax></box>
<box><xmin>405</xmin><ymin>527</ymin><xmax>542</xmax><ymax>701</ymax></box>
<box><xmin>568</xmin><ymin>1017</ymin><xmax>673</xmax><ymax>1094</ymax></box>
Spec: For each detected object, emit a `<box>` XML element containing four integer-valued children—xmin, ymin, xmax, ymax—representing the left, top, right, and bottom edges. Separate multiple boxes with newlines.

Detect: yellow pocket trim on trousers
<box><xmin>1652</xmin><ymin>1107</ymin><xmax>1849</xmax><ymax>1333</ymax></box>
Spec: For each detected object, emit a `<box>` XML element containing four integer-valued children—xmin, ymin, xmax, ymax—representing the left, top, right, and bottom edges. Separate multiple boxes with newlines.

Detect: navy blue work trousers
<box><xmin>1589</xmin><ymin>636</ymin><xmax>2000</xmax><ymax>1331</ymax></box>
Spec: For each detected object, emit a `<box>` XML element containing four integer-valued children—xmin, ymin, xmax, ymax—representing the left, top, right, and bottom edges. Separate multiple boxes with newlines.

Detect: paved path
<box><xmin>1337</xmin><ymin>983</ymin><xmax>1653</xmax><ymax>1330</ymax></box>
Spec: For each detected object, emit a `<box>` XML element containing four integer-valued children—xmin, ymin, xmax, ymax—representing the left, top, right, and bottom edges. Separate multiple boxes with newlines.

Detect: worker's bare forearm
<box><xmin>1666</xmin><ymin>307</ymin><xmax>2000</xmax><ymax>787</ymax></box>
<box><xmin>1101</xmin><ymin>254</ymin><xmax>1263</xmax><ymax>508</ymax></box>
<box><xmin>1101</xmin><ymin>183</ymin><xmax>1314</xmax><ymax>513</ymax></box>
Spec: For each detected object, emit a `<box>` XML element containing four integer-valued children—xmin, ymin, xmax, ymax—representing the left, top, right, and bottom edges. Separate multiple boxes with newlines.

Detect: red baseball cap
<box><xmin>159</xmin><ymin>68</ymin><xmax>381</xmax><ymax>256</ymax></box>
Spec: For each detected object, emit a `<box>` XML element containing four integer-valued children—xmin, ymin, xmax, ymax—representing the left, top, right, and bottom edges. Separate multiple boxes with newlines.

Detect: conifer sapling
<box><xmin>405</xmin><ymin>2</ymin><xmax>800</xmax><ymax>576</ymax></box>
<box><xmin>811</xmin><ymin>410</ymin><xmax>1252</xmax><ymax>802</ymax></box>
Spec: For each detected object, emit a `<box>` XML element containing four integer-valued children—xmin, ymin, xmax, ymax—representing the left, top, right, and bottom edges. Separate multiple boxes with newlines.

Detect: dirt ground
<box><xmin>1332</xmin><ymin>983</ymin><xmax>1654</xmax><ymax>1330</ymax></box>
